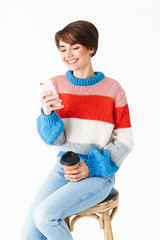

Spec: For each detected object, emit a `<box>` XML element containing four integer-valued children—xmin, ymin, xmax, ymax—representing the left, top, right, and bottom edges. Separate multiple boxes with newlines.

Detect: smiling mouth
<box><xmin>66</xmin><ymin>59</ymin><xmax>78</xmax><ymax>64</ymax></box>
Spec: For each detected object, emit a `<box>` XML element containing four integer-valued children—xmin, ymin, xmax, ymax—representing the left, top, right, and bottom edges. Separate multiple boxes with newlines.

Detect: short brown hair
<box><xmin>55</xmin><ymin>20</ymin><xmax>99</xmax><ymax>57</ymax></box>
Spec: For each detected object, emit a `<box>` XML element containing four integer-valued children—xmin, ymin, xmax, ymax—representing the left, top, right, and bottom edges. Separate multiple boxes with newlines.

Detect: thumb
<box><xmin>103</xmin><ymin>149</ymin><xmax>110</xmax><ymax>158</ymax></box>
<box><xmin>79</xmin><ymin>161</ymin><xmax>85</xmax><ymax>166</ymax></box>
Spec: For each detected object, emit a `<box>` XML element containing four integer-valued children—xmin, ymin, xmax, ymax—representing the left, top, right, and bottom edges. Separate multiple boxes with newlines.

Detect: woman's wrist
<box><xmin>42</xmin><ymin>108</ymin><xmax>52</xmax><ymax>116</ymax></box>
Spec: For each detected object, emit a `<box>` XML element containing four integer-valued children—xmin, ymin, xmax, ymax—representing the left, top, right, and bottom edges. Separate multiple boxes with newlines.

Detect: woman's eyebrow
<box><xmin>71</xmin><ymin>42</ymin><xmax>79</xmax><ymax>46</ymax></box>
<box><xmin>59</xmin><ymin>43</ymin><xmax>78</xmax><ymax>48</ymax></box>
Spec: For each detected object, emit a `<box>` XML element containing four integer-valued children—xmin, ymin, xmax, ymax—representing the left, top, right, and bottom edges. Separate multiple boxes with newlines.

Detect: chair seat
<box><xmin>101</xmin><ymin>188</ymin><xmax>118</xmax><ymax>202</ymax></box>
<box><xmin>65</xmin><ymin>188</ymin><xmax>119</xmax><ymax>240</ymax></box>
<box><xmin>73</xmin><ymin>188</ymin><xmax>119</xmax><ymax>216</ymax></box>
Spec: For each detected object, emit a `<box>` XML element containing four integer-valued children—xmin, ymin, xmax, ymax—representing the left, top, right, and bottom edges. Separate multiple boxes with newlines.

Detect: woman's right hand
<box><xmin>40</xmin><ymin>92</ymin><xmax>64</xmax><ymax>116</ymax></box>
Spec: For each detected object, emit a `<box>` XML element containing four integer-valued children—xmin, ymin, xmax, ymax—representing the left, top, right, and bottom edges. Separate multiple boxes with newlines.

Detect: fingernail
<box><xmin>59</xmin><ymin>99</ymin><xmax>62</xmax><ymax>102</ymax></box>
<box><xmin>54</xmin><ymin>103</ymin><xmax>61</xmax><ymax>106</ymax></box>
<box><xmin>61</xmin><ymin>105</ymin><xmax>64</xmax><ymax>108</ymax></box>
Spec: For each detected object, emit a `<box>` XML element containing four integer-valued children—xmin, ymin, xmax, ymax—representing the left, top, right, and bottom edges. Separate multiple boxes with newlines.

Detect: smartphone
<box><xmin>40</xmin><ymin>79</ymin><xmax>58</xmax><ymax>95</ymax></box>
<box><xmin>40</xmin><ymin>80</ymin><xmax>62</xmax><ymax>107</ymax></box>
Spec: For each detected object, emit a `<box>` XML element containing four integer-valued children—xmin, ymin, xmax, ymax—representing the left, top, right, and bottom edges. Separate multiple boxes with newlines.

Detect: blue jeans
<box><xmin>20</xmin><ymin>158</ymin><xmax>115</xmax><ymax>240</ymax></box>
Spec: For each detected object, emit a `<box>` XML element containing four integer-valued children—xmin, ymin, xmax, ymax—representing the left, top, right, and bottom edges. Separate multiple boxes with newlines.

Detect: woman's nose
<box><xmin>66</xmin><ymin>49</ymin><xmax>73</xmax><ymax>58</ymax></box>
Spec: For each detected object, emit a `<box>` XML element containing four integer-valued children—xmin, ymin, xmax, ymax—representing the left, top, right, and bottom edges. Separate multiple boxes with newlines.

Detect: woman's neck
<box><xmin>73</xmin><ymin>65</ymin><xmax>95</xmax><ymax>79</ymax></box>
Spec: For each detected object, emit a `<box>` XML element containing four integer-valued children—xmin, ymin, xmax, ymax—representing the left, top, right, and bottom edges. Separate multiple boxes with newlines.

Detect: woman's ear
<box><xmin>89</xmin><ymin>48</ymin><xmax>95</xmax><ymax>57</ymax></box>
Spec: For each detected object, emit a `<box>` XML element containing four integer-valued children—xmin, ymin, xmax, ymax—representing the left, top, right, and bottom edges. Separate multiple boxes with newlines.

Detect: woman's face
<box><xmin>59</xmin><ymin>40</ymin><xmax>94</xmax><ymax>72</ymax></box>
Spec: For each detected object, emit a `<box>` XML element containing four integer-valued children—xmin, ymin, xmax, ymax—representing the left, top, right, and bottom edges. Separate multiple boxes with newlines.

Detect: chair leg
<box><xmin>110</xmin><ymin>207</ymin><xmax>118</xmax><ymax>221</ymax></box>
<box><xmin>102</xmin><ymin>211</ymin><xmax>113</xmax><ymax>240</ymax></box>
<box><xmin>64</xmin><ymin>217</ymin><xmax>70</xmax><ymax>230</ymax></box>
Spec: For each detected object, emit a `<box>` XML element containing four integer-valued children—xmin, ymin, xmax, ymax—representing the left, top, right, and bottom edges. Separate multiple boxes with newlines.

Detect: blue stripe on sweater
<box><xmin>57</xmin><ymin>148</ymin><xmax>119</xmax><ymax>177</ymax></box>
<box><xmin>37</xmin><ymin>109</ymin><xmax>64</xmax><ymax>145</ymax></box>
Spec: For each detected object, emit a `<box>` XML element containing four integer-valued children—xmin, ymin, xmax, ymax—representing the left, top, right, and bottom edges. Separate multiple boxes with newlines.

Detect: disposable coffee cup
<box><xmin>60</xmin><ymin>151</ymin><xmax>80</xmax><ymax>173</ymax></box>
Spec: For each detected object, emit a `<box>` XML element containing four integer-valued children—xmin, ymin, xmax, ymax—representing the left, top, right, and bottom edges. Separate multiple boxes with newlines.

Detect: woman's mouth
<box><xmin>66</xmin><ymin>59</ymin><xmax>78</xmax><ymax>64</ymax></box>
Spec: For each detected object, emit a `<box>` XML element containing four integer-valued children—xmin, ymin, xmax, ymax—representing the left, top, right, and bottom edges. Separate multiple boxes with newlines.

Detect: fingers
<box><xmin>65</xmin><ymin>172</ymin><xmax>82</xmax><ymax>182</ymax></box>
<box><xmin>44</xmin><ymin>104</ymin><xmax>64</xmax><ymax>115</ymax></box>
<box><xmin>65</xmin><ymin>161</ymin><xmax>89</xmax><ymax>182</ymax></box>
<box><xmin>45</xmin><ymin>99</ymin><xmax>62</xmax><ymax>107</ymax></box>
<box><xmin>40</xmin><ymin>92</ymin><xmax>59</xmax><ymax>102</ymax></box>
<box><xmin>40</xmin><ymin>92</ymin><xmax>64</xmax><ymax>115</ymax></box>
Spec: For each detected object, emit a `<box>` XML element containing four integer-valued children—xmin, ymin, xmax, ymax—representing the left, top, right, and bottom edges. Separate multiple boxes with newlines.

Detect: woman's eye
<box><xmin>73</xmin><ymin>47</ymin><xmax>79</xmax><ymax>50</ymax></box>
<box><xmin>60</xmin><ymin>49</ymin><xmax>66</xmax><ymax>52</ymax></box>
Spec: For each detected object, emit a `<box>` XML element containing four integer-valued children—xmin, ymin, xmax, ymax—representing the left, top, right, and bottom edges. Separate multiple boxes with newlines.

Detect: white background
<box><xmin>0</xmin><ymin>0</ymin><xmax>160</xmax><ymax>239</ymax></box>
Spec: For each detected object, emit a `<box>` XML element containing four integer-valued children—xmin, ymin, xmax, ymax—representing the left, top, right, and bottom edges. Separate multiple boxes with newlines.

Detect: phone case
<box><xmin>40</xmin><ymin>80</ymin><xmax>61</xmax><ymax>107</ymax></box>
<box><xmin>40</xmin><ymin>79</ymin><xmax>57</xmax><ymax>95</ymax></box>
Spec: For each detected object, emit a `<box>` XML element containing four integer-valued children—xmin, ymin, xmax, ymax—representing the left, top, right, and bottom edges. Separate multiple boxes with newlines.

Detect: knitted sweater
<box><xmin>37</xmin><ymin>70</ymin><xmax>133</xmax><ymax>177</ymax></box>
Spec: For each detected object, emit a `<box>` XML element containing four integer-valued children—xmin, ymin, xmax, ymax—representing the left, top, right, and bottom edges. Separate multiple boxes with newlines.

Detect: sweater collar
<box><xmin>65</xmin><ymin>70</ymin><xmax>105</xmax><ymax>86</ymax></box>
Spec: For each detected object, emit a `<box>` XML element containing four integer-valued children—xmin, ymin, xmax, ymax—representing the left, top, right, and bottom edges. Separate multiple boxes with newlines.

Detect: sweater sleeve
<box><xmin>84</xmin><ymin>148</ymin><xmax>119</xmax><ymax>177</ymax></box>
<box><xmin>37</xmin><ymin>108</ymin><xmax>65</xmax><ymax>145</ymax></box>
<box><xmin>84</xmin><ymin>91</ymin><xmax>133</xmax><ymax>177</ymax></box>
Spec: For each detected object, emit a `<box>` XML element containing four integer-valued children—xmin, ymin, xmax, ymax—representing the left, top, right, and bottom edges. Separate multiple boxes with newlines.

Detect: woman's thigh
<box><xmin>29</xmin><ymin>160</ymin><xmax>69</xmax><ymax>211</ymax></box>
<box><xmin>20</xmin><ymin>160</ymin><xmax>69</xmax><ymax>239</ymax></box>
<box><xmin>34</xmin><ymin>174</ymin><xmax>115</xmax><ymax>221</ymax></box>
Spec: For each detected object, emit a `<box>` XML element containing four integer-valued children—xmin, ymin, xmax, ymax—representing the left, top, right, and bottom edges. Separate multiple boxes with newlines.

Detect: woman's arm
<box><xmin>37</xmin><ymin>92</ymin><xmax>65</xmax><ymax>145</ymax></box>
<box><xmin>84</xmin><ymin>92</ymin><xmax>134</xmax><ymax>177</ymax></box>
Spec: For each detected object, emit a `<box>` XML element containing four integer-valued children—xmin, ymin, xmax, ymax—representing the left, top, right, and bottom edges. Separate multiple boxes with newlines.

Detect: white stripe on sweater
<box><xmin>63</xmin><ymin>118</ymin><xmax>114</xmax><ymax>147</ymax></box>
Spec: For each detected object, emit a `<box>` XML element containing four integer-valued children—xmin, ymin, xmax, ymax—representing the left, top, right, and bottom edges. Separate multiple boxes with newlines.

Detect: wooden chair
<box><xmin>65</xmin><ymin>188</ymin><xmax>119</xmax><ymax>240</ymax></box>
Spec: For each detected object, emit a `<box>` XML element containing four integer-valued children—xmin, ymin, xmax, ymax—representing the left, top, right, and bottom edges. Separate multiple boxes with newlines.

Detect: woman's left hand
<box><xmin>65</xmin><ymin>161</ymin><xmax>89</xmax><ymax>182</ymax></box>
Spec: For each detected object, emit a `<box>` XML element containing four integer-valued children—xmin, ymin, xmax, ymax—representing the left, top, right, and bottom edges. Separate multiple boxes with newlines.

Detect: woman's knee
<box><xmin>33</xmin><ymin>204</ymin><xmax>45</xmax><ymax>229</ymax></box>
<box><xmin>33</xmin><ymin>202</ymin><xmax>61</xmax><ymax>230</ymax></box>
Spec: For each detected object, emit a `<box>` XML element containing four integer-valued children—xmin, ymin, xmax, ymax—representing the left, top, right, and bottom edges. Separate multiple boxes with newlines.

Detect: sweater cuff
<box><xmin>84</xmin><ymin>157</ymin><xmax>100</xmax><ymax>177</ymax></box>
<box><xmin>40</xmin><ymin>108</ymin><xmax>62</xmax><ymax>124</ymax></box>
<box><xmin>84</xmin><ymin>148</ymin><xmax>119</xmax><ymax>177</ymax></box>
<box><xmin>37</xmin><ymin>108</ymin><xmax>64</xmax><ymax>145</ymax></box>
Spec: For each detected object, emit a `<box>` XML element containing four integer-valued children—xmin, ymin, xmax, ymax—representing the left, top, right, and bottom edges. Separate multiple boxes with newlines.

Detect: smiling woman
<box><xmin>20</xmin><ymin>20</ymin><xmax>133</xmax><ymax>240</ymax></box>
<box><xmin>58</xmin><ymin>41</ymin><xmax>95</xmax><ymax>79</ymax></box>
<box><xmin>55</xmin><ymin>20</ymin><xmax>98</xmax><ymax>57</ymax></box>
<box><xmin>55</xmin><ymin>20</ymin><xmax>99</xmax><ymax>79</ymax></box>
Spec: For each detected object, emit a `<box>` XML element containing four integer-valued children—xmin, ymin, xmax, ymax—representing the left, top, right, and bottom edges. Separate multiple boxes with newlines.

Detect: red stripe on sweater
<box><xmin>56</xmin><ymin>94</ymin><xmax>114</xmax><ymax>124</ymax></box>
<box><xmin>56</xmin><ymin>94</ymin><xmax>131</xmax><ymax>128</ymax></box>
<box><xmin>114</xmin><ymin>104</ymin><xmax>131</xmax><ymax>129</ymax></box>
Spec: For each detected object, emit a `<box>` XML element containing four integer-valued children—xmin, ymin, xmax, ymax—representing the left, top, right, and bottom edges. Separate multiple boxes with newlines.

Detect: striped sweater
<box><xmin>37</xmin><ymin>70</ymin><xmax>133</xmax><ymax>177</ymax></box>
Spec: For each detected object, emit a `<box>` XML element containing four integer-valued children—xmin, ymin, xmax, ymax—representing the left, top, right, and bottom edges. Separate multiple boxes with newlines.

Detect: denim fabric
<box><xmin>20</xmin><ymin>158</ymin><xmax>115</xmax><ymax>240</ymax></box>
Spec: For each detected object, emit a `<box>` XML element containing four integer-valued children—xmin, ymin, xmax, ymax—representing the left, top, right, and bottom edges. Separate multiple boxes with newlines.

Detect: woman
<box><xmin>20</xmin><ymin>20</ymin><xmax>133</xmax><ymax>240</ymax></box>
